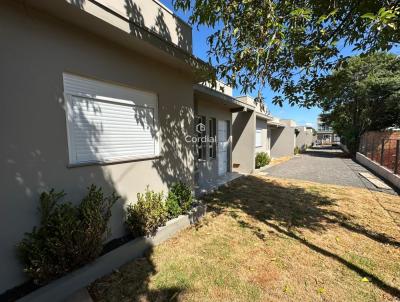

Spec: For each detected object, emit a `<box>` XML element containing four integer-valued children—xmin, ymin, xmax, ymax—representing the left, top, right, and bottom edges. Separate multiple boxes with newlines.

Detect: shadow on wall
<box><xmin>122</xmin><ymin>0</ymin><xmax>209</xmax><ymax>77</ymax></box>
<box><xmin>128</xmin><ymin>95</ymin><xmax>194</xmax><ymax>187</ymax></box>
<box><xmin>0</xmin><ymin>92</ymin><xmax>131</xmax><ymax>295</ymax></box>
<box><xmin>151</xmin><ymin>8</ymin><xmax>172</xmax><ymax>42</ymax></box>
<box><xmin>232</xmin><ymin>112</ymin><xmax>251</xmax><ymax>151</ymax></box>
<box><xmin>123</xmin><ymin>0</ymin><xmax>191</xmax><ymax>52</ymax></box>
<box><xmin>203</xmin><ymin>176</ymin><xmax>400</xmax><ymax>299</ymax></box>
<box><xmin>1</xmin><ymin>82</ymin><xmax>194</xmax><ymax>297</ymax></box>
<box><xmin>270</xmin><ymin>126</ymin><xmax>283</xmax><ymax>151</ymax></box>
<box><xmin>152</xmin><ymin>104</ymin><xmax>194</xmax><ymax>187</ymax></box>
<box><xmin>68</xmin><ymin>0</ymin><xmax>205</xmax><ymax>73</ymax></box>
<box><xmin>69</xmin><ymin>0</ymin><xmax>184</xmax><ymax>49</ymax></box>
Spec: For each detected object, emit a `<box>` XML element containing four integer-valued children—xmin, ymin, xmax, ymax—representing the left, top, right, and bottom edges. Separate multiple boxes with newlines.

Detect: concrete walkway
<box><xmin>263</xmin><ymin>146</ymin><xmax>398</xmax><ymax>195</ymax></box>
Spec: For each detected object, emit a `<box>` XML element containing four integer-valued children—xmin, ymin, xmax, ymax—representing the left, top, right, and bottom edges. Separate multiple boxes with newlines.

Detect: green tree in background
<box><xmin>316</xmin><ymin>53</ymin><xmax>400</xmax><ymax>154</ymax></box>
<box><xmin>173</xmin><ymin>0</ymin><xmax>399</xmax><ymax>107</ymax></box>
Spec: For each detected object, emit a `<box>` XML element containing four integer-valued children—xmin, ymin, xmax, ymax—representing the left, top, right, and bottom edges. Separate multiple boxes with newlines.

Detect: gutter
<box><xmin>255</xmin><ymin>112</ymin><xmax>274</xmax><ymax>121</ymax></box>
<box><xmin>194</xmin><ymin>84</ymin><xmax>255</xmax><ymax>110</ymax></box>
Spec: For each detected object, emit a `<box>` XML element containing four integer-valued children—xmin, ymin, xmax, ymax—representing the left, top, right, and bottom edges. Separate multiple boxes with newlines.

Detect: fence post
<box><xmin>380</xmin><ymin>139</ymin><xmax>385</xmax><ymax>165</ymax></box>
<box><xmin>395</xmin><ymin>140</ymin><xmax>400</xmax><ymax>175</ymax></box>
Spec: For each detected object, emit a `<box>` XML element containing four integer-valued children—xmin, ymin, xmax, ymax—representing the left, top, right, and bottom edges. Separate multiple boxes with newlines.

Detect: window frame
<box><xmin>196</xmin><ymin>115</ymin><xmax>207</xmax><ymax>161</ymax></box>
<box><xmin>208</xmin><ymin>117</ymin><xmax>217</xmax><ymax>159</ymax></box>
<box><xmin>63</xmin><ymin>73</ymin><xmax>160</xmax><ymax>167</ymax></box>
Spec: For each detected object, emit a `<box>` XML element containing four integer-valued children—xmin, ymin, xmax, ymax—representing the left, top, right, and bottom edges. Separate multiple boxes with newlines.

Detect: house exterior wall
<box><xmin>0</xmin><ymin>3</ymin><xmax>195</xmax><ymax>292</ymax></box>
<box><xmin>255</xmin><ymin>118</ymin><xmax>270</xmax><ymax>155</ymax></box>
<box><xmin>232</xmin><ymin>111</ymin><xmax>256</xmax><ymax>173</ymax></box>
<box><xmin>270</xmin><ymin>126</ymin><xmax>295</xmax><ymax>158</ymax></box>
<box><xmin>69</xmin><ymin>0</ymin><xmax>192</xmax><ymax>53</ymax></box>
<box><xmin>195</xmin><ymin>98</ymin><xmax>232</xmax><ymax>190</ymax></box>
<box><xmin>317</xmin><ymin>132</ymin><xmax>334</xmax><ymax>144</ymax></box>
<box><xmin>296</xmin><ymin>127</ymin><xmax>315</xmax><ymax>150</ymax></box>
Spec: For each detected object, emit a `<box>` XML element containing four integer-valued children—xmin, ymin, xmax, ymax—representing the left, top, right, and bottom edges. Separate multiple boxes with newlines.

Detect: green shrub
<box><xmin>294</xmin><ymin>146</ymin><xmax>300</xmax><ymax>155</ymax></box>
<box><xmin>169</xmin><ymin>182</ymin><xmax>193</xmax><ymax>214</ymax></box>
<box><xmin>126</xmin><ymin>188</ymin><xmax>167</xmax><ymax>237</ymax></box>
<box><xmin>255</xmin><ymin>152</ymin><xmax>270</xmax><ymax>168</ymax></box>
<box><xmin>17</xmin><ymin>185</ymin><xmax>118</xmax><ymax>285</ymax></box>
<box><xmin>165</xmin><ymin>192</ymin><xmax>182</xmax><ymax>219</ymax></box>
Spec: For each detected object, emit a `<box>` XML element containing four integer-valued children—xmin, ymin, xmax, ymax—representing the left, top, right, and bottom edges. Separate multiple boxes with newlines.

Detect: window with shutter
<box><xmin>255</xmin><ymin>129</ymin><xmax>262</xmax><ymax>147</ymax></box>
<box><xmin>63</xmin><ymin>73</ymin><xmax>159</xmax><ymax>165</ymax></box>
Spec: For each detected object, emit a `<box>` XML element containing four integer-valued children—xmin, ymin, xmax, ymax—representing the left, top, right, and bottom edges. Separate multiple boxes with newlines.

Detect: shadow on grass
<box><xmin>203</xmin><ymin>175</ymin><xmax>400</xmax><ymax>299</ymax></box>
<box><xmin>88</xmin><ymin>247</ymin><xmax>185</xmax><ymax>302</ymax></box>
<box><xmin>88</xmin><ymin>175</ymin><xmax>399</xmax><ymax>301</ymax></box>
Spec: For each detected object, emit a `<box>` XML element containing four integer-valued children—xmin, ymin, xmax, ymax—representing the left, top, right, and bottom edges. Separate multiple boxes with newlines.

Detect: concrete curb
<box><xmin>356</xmin><ymin>152</ymin><xmax>400</xmax><ymax>190</ymax></box>
<box><xmin>17</xmin><ymin>205</ymin><xmax>207</xmax><ymax>302</ymax></box>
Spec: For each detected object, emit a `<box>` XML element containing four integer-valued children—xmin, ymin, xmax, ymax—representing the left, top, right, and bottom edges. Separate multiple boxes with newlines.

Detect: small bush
<box><xmin>255</xmin><ymin>152</ymin><xmax>270</xmax><ymax>168</ymax></box>
<box><xmin>17</xmin><ymin>185</ymin><xmax>118</xmax><ymax>285</ymax></box>
<box><xmin>169</xmin><ymin>182</ymin><xmax>193</xmax><ymax>214</ymax></box>
<box><xmin>126</xmin><ymin>188</ymin><xmax>167</xmax><ymax>237</ymax></box>
<box><xmin>294</xmin><ymin>146</ymin><xmax>300</xmax><ymax>155</ymax></box>
<box><xmin>165</xmin><ymin>192</ymin><xmax>182</xmax><ymax>219</ymax></box>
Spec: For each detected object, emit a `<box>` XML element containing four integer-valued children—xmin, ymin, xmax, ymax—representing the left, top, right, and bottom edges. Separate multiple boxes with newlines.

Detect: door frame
<box><xmin>217</xmin><ymin>120</ymin><xmax>231</xmax><ymax>176</ymax></box>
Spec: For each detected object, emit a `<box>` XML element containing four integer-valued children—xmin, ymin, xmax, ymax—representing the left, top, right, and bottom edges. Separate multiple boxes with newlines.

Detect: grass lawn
<box><xmin>89</xmin><ymin>175</ymin><xmax>400</xmax><ymax>302</ymax></box>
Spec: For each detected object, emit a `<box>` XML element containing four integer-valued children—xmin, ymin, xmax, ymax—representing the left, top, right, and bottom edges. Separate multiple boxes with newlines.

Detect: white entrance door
<box><xmin>218</xmin><ymin>120</ymin><xmax>229</xmax><ymax>176</ymax></box>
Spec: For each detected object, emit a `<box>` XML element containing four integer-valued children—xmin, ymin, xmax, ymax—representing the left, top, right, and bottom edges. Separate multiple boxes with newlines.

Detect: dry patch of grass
<box><xmin>89</xmin><ymin>176</ymin><xmax>400</xmax><ymax>302</ymax></box>
<box><xmin>269</xmin><ymin>156</ymin><xmax>293</xmax><ymax>167</ymax></box>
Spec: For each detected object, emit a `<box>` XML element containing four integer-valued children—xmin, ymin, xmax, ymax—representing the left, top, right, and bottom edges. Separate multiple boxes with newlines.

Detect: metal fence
<box><xmin>359</xmin><ymin>136</ymin><xmax>400</xmax><ymax>174</ymax></box>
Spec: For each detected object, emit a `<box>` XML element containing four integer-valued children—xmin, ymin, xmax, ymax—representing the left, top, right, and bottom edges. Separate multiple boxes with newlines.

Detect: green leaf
<box><xmin>361</xmin><ymin>13</ymin><xmax>376</xmax><ymax>20</ymax></box>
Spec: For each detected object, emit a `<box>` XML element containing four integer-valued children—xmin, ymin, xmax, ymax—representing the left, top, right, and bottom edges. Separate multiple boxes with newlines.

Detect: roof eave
<box><xmin>21</xmin><ymin>0</ymin><xmax>211</xmax><ymax>82</ymax></box>
<box><xmin>194</xmin><ymin>84</ymin><xmax>255</xmax><ymax>110</ymax></box>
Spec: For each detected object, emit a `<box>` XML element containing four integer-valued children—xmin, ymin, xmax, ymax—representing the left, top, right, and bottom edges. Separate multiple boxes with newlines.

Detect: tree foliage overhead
<box><xmin>317</xmin><ymin>52</ymin><xmax>400</xmax><ymax>154</ymax></box>
<box><xmin>173</xmin><ymin>0</ymin><xmax>400</xmax><ymax>107</ymax></box>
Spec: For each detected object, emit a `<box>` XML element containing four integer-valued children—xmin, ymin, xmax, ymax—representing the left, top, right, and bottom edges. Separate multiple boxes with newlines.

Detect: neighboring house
<box><xmin>296</xmin><ymin>126</ymin><xmax>316</xmax><ymax>151</ymax></box>
<box><xmin>317</xmin><ymin>115</ymin><xmax>340</xmax><ymax>144</ymax></box>
<box><xmin>270</xmin><ymin>119</ymin><xmax>297</xmax><ymax>158</ymax></box>
<box><xmin>230</xmin><ymin>97</ymin><xmax>256</xmax><ymax>174</ymax></box>
<box><xmin>193</xmin><ymin>82</ymin><xmax>252</xmax><ymax>194</ymax></box>
<box><xmin>0</xmin><ymin>0</ymin><xmax>207</xmax><ymax>293</ymax></box>
<box><xmin>232</xmin><ymin>96</ymin><xmax>296</xmax><ymax>173</ymax></box>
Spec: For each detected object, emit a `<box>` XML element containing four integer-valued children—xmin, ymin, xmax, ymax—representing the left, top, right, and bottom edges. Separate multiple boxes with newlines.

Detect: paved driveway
<box><xmin>264</xmin><ymin>146</ymin><xmax>397</xmax><ymax>195</ymax></box>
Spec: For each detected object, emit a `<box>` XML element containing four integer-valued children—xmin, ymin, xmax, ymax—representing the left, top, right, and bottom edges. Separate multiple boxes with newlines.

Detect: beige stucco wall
<box><xmin>70</xmin><ymin>0</ymin><xmax>192</xmax><ymax>52</ymax></box>
<box><xmin>195</xmin><ymin>98</ymin><xmax>232</xmax><ymax>190</ymax></box>
<box><xmin>232</xmin><ymin>111</ymin><xmax>256</xmax><ymax>173</ymax></box>
<box><xmin>0</xmin><ymin>2</ymin><xmax>195</xmax><ymax>292</ymax></box>
<box><xmin>296</xmin><ymin>127</ymin><xmax>315</xmax><ymax>150</ymax></box>
<box><xmin>270</xmin><ymin>125</ymin><xmax>295</xmax><ymax>158</ymax></box>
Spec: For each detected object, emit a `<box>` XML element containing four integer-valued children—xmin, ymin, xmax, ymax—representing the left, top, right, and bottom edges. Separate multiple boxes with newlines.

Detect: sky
<box><xmin>160</xmin><ymin>1</ymin><xmax>398</xmax><ymax>128</ymax></box>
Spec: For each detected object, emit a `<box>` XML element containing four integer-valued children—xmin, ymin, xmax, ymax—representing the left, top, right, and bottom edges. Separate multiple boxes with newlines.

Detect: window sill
<box><xmin>67</xmin><ymin>155</ymin><xmax>162</xmax><ymax>168</ymax></box>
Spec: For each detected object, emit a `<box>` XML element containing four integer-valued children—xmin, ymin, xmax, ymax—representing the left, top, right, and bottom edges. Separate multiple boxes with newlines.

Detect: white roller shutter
<box><xmin>255</xmin><ymin>129</ymin><xmax>262</xmax><ymax>147</ymax></box>
<box><xmin>63</xmin><ymin>73</ymin><xmax>159</xmax><ymax>165</ymax></box>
